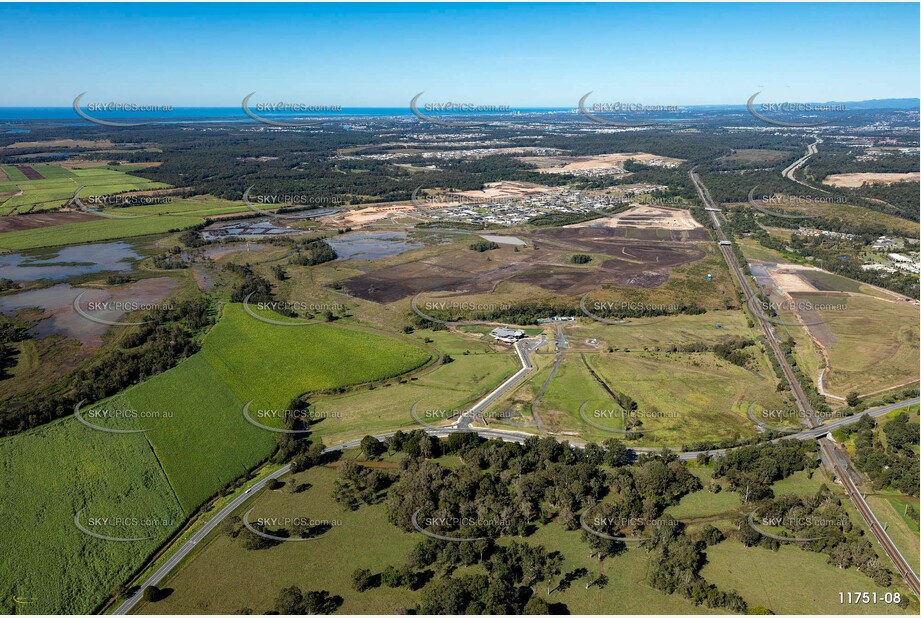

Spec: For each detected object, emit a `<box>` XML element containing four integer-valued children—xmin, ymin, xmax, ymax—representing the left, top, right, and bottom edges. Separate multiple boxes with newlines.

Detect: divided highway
<box><xmin>782</xmin><ymin>138</ymin><xmax>825</xmax><ymax>192</ymax></box>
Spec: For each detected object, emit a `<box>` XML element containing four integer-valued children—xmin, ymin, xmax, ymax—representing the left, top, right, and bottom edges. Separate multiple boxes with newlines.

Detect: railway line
<box><xmin>690</xmin><ymin>167</ymin><xmax>920</xmax><ymax>597</ymax></box>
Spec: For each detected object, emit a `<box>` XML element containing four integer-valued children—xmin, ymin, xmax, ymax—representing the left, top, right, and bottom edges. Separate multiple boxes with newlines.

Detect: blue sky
<box><xmin>1</xmin><ymin>2</ymin><xmax>918</xmax><ymax>106</ymax></box>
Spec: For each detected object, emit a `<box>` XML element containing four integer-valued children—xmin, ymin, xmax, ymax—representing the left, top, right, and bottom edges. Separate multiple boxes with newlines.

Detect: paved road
<box><xmin>112</xmin><ymin>424</ymin><xmax>538</xmax><ymax>614</ymax></box>
<box><xmin>115</xmin><ymin>211</ymin><xmax>920</xmax><ymax>612</ymax></box>
<box><xmin>781</xmin><ymin>139</ymin><xmax>826</xmax><ymax>192</ymax></box>
<box><xmin>690</xmin><ymin>167</ymin><xmax>919</xmax><ymax>596</ymax></box>
<box><xmin>115</xmin><ymin>338</ymin><xmax>541</xmax><ymax>614</ymax></box>
<box><xmin>113</xmin><ymin>371</ymin><xmax>917</xmax><ymax>615</ymax></box>
<box><xmin>457</xmin><ymin>335</ymin><xmax>545</xmax><ymax>429</ymax></box>
<box><xmin>790</xmin><ymin>397</ymin><xmax>920</xmax><ymax>440</ymax></box>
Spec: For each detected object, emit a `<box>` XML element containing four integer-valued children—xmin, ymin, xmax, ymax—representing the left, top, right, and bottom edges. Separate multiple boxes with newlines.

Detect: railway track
<box><xmin>690</xmin><ymin>167</ymin><xmax>920</xmax><ymax>596</ymax></box>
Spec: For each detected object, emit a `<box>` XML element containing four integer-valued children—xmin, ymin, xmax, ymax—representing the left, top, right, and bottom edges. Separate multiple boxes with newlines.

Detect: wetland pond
<box><xmin>327</xmin><ymin>231</ymin><xmax>423</xmax><ymax>261</ymax></box>
<box><xmin>0</xmin><ymin>242</ymin><xmax>140</xmax><ymax>282</ymax></box>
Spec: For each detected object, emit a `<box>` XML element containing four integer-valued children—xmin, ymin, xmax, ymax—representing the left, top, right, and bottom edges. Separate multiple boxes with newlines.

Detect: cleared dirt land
<box><xmin>451</xmin><ymin>180</ymin><xmax>553</xmax><ymax>199</ymax></box>
<box><xmin>339</xmin><ymin>228</ymin><xmax>707</xmax><ymax>303</ymax></box>
<box><xmin>568</xmin><ymin>204</ymin><xmax>702</xmax><ymax>231</ymax></box>
<box><xmin>521</xmin><ymin>152</ymin><xmax>684</xmax><ymax>174</ymax></box>
<box><xmin>822</xmin><ymin>172</ymin><xmax>920</xmax><ymax>187</ymax></box>
<box><xmin>0</xmin><ymin>210</ymin><xmax>97</xmax><ymax>232</ymax></box>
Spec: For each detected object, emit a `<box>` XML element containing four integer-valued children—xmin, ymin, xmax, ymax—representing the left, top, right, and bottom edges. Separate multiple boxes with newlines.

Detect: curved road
<box><xmin>782</xmin><ymin>139</ymin><xmax>827</xmax><ymax>193</ymax></box>
<box><xmin>114</xmin><ymin>186</ymin><xmax>920</xmax><ymax>611</ymax></box>
<box><xmin>113</xmin><ymin>339</ymin><xmax>916</xmax><ymax>615</ymax></box>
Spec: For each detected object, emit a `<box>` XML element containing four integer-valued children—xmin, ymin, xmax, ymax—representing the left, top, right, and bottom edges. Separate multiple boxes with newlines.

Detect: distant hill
<box><xmin>824</xmin><ymin>98</ymin><xmax>919</xmax><ymax>110</ymax></box>
<box><xmin>692</xmin><ymin>98</ymin><xmax>920</xmax><ymax>111</ymax></box>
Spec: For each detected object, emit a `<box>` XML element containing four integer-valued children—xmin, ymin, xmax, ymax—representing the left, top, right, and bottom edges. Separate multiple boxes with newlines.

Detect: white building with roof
<box><xmin>490</xmin><ymin>327</ymin><xmax>525</xmax><ymax>343</ymax></box>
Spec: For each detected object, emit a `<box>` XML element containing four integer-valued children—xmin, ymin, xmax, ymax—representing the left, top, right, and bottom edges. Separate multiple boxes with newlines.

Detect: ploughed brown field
<box><xmin>13</xmin><ymin>164</ymin><xmax>44</xmax><ymax>180</ymax></box>
<box><xmin>0</xmin><ymin>211</ymin><xmax>97</xmax><ymax>233</ymax></box>
<box><xmin>338</xmin><ymin>227</ymin><xmax>707</xmax><ymax>303</ymax></box>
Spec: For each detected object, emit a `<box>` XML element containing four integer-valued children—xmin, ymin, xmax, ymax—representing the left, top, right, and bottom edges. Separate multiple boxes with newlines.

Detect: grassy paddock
<box><xmin>110</xmin><ymin>303</ymin><xmax>432</xmax><ymax>511</ymax></box>
<box><xmin>0</xmin><ymin>417</ymin><xmax>184</xmax><ymax>615</ymax></box>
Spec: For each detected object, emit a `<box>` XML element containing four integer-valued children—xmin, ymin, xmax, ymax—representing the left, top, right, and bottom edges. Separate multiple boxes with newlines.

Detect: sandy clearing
<box><xmin>452</xmin><ymin>181</ymin><xmax>553</xmax><ymax>200</ymax></box>
<box><xmin>822</xmin><ymin>172</ymin><xmax>920</xmax><ymax>188</ymax></box>
<box><xmin>772</xmin><ymin>272</ymin><xmax>818</xmax><ymax>293</ymax></box>
<box><xmin>321</xmin><ymin>202</ymin><xmax>417</xmax><ymax>227</ymax></box>
<box><xmin>523</xmin><ymin>152</ymin><xmax>684</xmax><ymax>174</ymax></box>
<box><xmin>567</xmin><ymin>204</ymin><xmax>702</xmax><ymax>231</ymax></box>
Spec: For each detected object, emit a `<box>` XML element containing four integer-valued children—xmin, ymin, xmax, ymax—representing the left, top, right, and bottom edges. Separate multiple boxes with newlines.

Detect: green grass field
<box><xmin>0</xmin><ymin>165</ymin><xmax>29</xmax><ymax>181</ymax></box>
<box><xmin>665</xmin><ymin>467</ymin><xmax>741</xmax><ymax>520</ymax></box>
<box><xmin>537</xmin><ymin>354</ymin><xmax>614</xmax><ymax>437</ymax></box>
<box><xmin>571</xmin><ymin>352</ymin><xmax>786</xmax><ymax>445</ymax></box>
<box><xmin>141</xmin><ymin>461</ymin><xmax>714</xmax><ymax>615</ymax></box>
<box><xmin>142</xmin><ymin>452</ymin><xmax>914</xmax><ymax>615</ymax></box>
<box><xmin>702</xmin><ymin>543</ymin><xmax>910</xmax><ymax>615</ymax></box>
<box><xmin>0</xmin><ymin>416</ymin><xmax>184</xmax><ymax>615</ymax></box>
<box><xmin>111</xmin><ymin>304</ymin><xmax>432</xmax><ymax>511</ymax></box>
<box><xmin>0</xmin><ymin>193</ymin><xmax>255</xmax><ymax>251</ymax></box>
<box><xmin>669</xmin><ymin>465</ymin><xmax>914</xmax><ymax>614</ymax></box>
<box><xmin>0</xmin><ymin>165</ymin><xmax>168</xmax><ymax>215</ymax></box>
<box><xmin>867</xmin><ymin>493</ymin><xmax>920</xmax><ymax>570</ymax></box>
<box><xmin>137</xmin><ymin>464</ymin><xmax>425</xmax><ymax>615</ymax></box>
<box><xmin>0</xmin><ymin>215</ymin><xmax>206</xmax><ymax>251</ymax></box>
<box><xmin>0</xmin><ymin>304</ymin><xmax>431</xmax><ymax>614</ymax></box>
<box><xmin>570</xmin><ymin>310</ymin><xmax>757</xmax><ymax>352</ymax></box>
<box><xmin>310</xmin><ymin>351</ymin><xmax>519</xmax><ymax>445</ymax></box>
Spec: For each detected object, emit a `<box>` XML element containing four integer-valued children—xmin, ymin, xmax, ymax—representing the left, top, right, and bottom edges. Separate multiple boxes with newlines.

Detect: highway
<box><xmin>781</xmin><ymin>138</ymin><xmax>826</xmax><ymax>192</ymax></box>
<box><xmin>690</xmin><ymin>167</ymin><xmax>920</xmax><ymax>597</ymax></box>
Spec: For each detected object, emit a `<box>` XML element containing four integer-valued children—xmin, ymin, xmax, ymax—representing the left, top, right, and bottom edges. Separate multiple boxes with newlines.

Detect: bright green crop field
<box><xmin>116</xmin><ymin>303</ymin><xmax>432</xmax><ymax>511</ymax></box>
<box><xmin>0</xmin><ymin>416</ymin><xmax>184</xmax><ymax>616</ymax></box>
<box><xmin>0</xmin><ymin>165</ymin><xmax>168</xmax><ymax>215</ymax></box>
<box><xmin>0</xmin><ymin>304</ymin><xmax>431</xmax><ymax>614</ymax></box>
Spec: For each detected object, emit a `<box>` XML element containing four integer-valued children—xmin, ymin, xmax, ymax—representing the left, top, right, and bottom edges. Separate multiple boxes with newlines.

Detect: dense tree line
<box><xmin>712</xmin><ymin>440</ymin><xmax>819</xmax><ymax>503</ymax></box>
<box><xmin>331</xmin><ymin>432</ymin><xmax>751</xmax><ymax>613</ymax></box>
<box><xmin>645</xmin><ymin>523</ymin><xmax>747</xmax><ymax>612</ymax></box>
<box><xmin>0</xmin><ymin>298</ymin><xmax>213</xmax><ymax>436</ymax></box>
<box><xmin>414</xmin><ymin>299</ymin><xmax>579</xmax><ymax>326</ymax></box>
<box><xmin>787</xmin><ymin>235</ymin><xmax>919</xmax><ymax>299</ymax></box>
<box><xmin>778</xmin><ymin>336</ymin><xmax>833</xmax><ymax>415</ymax></box>
<box><xmin>0</xmin><ymin>315</ymin><xmax>28</xmax><ymax>380</ymax></box>
<box><xmin>272</xmin><ymin>587</ymin><xmax>343</xmax><ymax>614</ymax></box>
<box><xmin>711</xmin><ymin>337</ymin><xmax>756</xmax><ymax>368</ymax></box>
<box><xmin>416</xmin><ymin>298</ymin><xmax>710</xmax><ymax>326</ymax></box>
<box><xmin>469</xmin><ymin>240</ymin><xmax>500</xmax><ymax>252</ymax></box>
<box><xmin>735</xmin><ymin>486</ymin><xmax>894</xmax><ymax>587</ymax></box>
<box><xmin>152</xmin><ymin>246</ymin><xmax>189</xmax><ymax>270</ymax></box>
<box><xmin>850</xmin><ymin>180</ymin><xmax>920</xmax><ymax>222</ymax></box>
<box><xmin>808</xmin><ymin>148</ymin><xmax>919</xmax><ymax>180</ymax></box>
<box><xmin>224</xmin><ymin>263</ymin><xmax>274</xmax><ymax>305</ymax></box>
<box><xmin>289</xmin><ymin>238</ymin><xmax>338</xmax><ymax>266</ymax></box>
<box><xmin>729</xmin><ymin>201</ymin><xmax>917</xmax><ymax>299</ymax></box>
<box><xmin>839</xmin><ymin>413</ymin><xmax>919</xmax><ymax>496</ymax></box>
<box><xmin>528</xmin><ymin>211</ymin><xmax>604</xmax><ymax>227</ymax></box>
